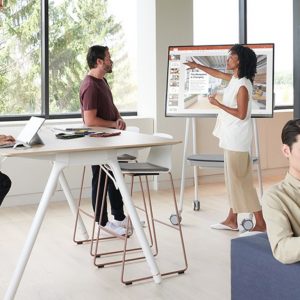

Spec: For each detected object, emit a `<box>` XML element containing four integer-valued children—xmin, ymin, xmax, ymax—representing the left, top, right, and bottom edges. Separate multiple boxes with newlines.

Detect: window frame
<box><xmin>0</xmin><ymin>1</ymin><xmax>296</xmax><ymax>121</ymax></box>
<box><xmin>239</xmin><ymin>0</ymin><xmax>294</xmax><ymax>111</ymax></box>
<box><xmin>0</xmin><ymin>0</ymin><xmax>137</xmax><ymax>122</ymax></box>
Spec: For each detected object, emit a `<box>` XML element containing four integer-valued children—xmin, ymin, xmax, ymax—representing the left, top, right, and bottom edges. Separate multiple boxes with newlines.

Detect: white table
<box><xmin>1</xmin><ymin>126</ymin><xmax>180</xmax><ymax>300</ymax></box>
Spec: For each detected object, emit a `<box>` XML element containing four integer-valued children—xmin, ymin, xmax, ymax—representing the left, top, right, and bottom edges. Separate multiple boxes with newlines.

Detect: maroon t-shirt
<box><xmin>79</xmin><ymin>75</ymin><xmax>119</xmax><ymax>122</ymax></box>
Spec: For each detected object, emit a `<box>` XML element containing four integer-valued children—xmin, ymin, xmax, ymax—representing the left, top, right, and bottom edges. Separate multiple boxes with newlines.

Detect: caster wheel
<box><xmin>169</xmin><ymin>214</ymin><xmax>182</xmax><ymax>225</ymax></box>
<box><xmin>241</xmin><ymin>218</ymin><xmax>254</xmax><ymax>231</ymax></box>
<box><xmin>193</xmin><ymin>200</ymin><xmax>200</xmax><ymax>211</ymax></box>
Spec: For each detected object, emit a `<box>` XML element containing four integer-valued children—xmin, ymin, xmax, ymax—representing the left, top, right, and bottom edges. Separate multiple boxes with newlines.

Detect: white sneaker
<box><xmin>112</xmin><ymin>217</ymin><xmax>129</xmax><ymax>228</ymax></box>
<box><xmin>112</xmin><ymin>217</ymin><xmax>133</xmax><ymax>235</ymax></box>
<box><xmin>102</xmin><ymin>221</ymin><xmax>127</xmax><ymax>236</ymax></box>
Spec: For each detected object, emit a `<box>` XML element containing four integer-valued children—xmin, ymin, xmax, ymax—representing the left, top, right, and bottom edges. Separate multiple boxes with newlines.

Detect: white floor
<box><xmin>0</xmin><ymin>175</ymin><xmax>282</xmax><ymax>300</ymax></box>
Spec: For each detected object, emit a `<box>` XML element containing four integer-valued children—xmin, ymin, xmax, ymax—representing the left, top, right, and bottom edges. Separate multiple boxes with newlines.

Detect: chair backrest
<box><xmin>147</xmin><ymin>133</ymin><xmax>173</xmax><ymax>170</ymax></box>
<box><xmin>126</xmin><ymin>126</ymin><xmax>140</xmax><ymax>133</ymax></box>
<box><xmin>117</xmin><ymin>126</ymin><xmax>140</xmax><ymax>160</ymax></box>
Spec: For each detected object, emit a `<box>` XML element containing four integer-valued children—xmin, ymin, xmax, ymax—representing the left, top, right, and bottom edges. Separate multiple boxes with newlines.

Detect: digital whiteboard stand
<box><xmin>170</xmin><ymin>117</ymin><xmax>263</xmax><ymax>225</ymax></box>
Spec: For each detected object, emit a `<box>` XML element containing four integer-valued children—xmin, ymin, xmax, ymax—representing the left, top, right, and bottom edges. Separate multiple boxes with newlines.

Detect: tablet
<box><xmin>0</xmin><ymin>116</ymin><xmax>45</xmax><ymax>148</ymax></box>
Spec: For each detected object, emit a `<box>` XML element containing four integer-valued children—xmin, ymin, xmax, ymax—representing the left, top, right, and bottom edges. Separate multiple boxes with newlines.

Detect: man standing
<box><xmin>262</xmin><ymin>119</ymin><xmax>300</xmax><ymax>264</ymax></box>
<box><xmin>79</xmin><ymin>45</ymin><xmax>127</xmax><ymax>235</ymax></box>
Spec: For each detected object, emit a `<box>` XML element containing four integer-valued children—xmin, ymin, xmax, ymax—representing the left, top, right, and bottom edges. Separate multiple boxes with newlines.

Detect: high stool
<box><xmin>92</xmin><ymin>164</ymin><xmax>157</xmax><ymax>268</ymax></box>
<box><xmin>73</xmin><ymin>127</ymin><xmax>157</xmax><ymax>263</ymax></box>
<box><xmin>73</xmin><ymin>126</ymin><xmax>141</xmax><ymax>247</ymax></box>
<box><xmin>118</xmin><ymin>133</ymin><xmax>188</xmax><ymax>284</ymax></box>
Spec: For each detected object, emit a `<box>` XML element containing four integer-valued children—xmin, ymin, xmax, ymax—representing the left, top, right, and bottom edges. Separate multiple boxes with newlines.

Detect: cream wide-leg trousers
<box><xmin>224</xmin><ymin>150</ymin><xmax>261</xmax><ymax>213</ymax></box>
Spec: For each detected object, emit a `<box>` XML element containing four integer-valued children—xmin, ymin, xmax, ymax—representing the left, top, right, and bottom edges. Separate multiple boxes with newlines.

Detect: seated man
<box><xmin>262</xmin><ymin>119</ymin><xmax>300</xmax><ymax>264</ymax></box>
<box><xmin>0</xmin><ymin>134</ymin><xmax>15</xmax><ymax>206</ymax></box>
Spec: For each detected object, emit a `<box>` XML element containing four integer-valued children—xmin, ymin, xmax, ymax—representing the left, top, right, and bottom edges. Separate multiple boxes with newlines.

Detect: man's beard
<box><xmin>105</xmin><ymin>65</ymin><xmax>113</xmax><ymax>73</ymax></box>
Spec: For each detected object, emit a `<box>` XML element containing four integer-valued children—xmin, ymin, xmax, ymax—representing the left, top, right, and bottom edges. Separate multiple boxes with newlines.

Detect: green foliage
<box><xmin>0</xmin><ymin>0</ymin><xmax>40</xmax><ymax>115</ymax></box>
<box><xmin>274</xmin><ymin>71</ymin><xmax>293</xmax><ymax>85</ymax></box>
<box><xmin>0</xmin><ymin>0</ymin><xmax>136</xmax><ymax>115</ymax></box>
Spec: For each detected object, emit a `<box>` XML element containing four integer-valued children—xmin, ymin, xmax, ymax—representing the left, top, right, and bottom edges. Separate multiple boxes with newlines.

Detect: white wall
<box><xmin>155</xmin><ymin>0</ymin><xmax>195</xmax><ymax>185</ymax></box>
<box><xmin>1</xmin><ymin>0</ymin><xmax>292</xmax><ymax>207</ymax></box>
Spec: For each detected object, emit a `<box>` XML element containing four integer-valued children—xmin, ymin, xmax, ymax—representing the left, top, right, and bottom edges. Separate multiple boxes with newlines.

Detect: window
<box><xmin>193</xmin><ymin>0</ymin><xmax>239</xmax><ymax>45</ymax></box>
<box><xmin>0</xmin><ymin>0</ymin><xmax>41</xmax><ymax>116</ymax></box>
<box><xmin>0</xmin><ymin>0</ymin><xmax>138</xmax><ymax>120</ymax></box>
<box><xmin>247</xmin><ymin>0</ymin><xmax>293</xmax><ymax>107</ymax></box>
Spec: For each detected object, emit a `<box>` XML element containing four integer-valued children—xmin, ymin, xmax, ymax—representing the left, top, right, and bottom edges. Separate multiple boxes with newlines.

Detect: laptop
<box><xmin>0</xmin><ymin>116</ymin><xmax>45</xmax><ymax>149</ymax></box>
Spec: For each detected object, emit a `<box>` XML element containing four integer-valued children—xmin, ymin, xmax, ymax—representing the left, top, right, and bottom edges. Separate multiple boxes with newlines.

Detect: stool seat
<box><xmin>117</xmin><ymin>154</ymin><xmax>137</xmax><ymax>161</ymax></box>
<box><xmin>187</xmin><ymin>154</ymin><xmax>259</xmax><ymax>168</ymax></box>
<box><xmin>119</xmin><ymin>162</ymin><xmax>169</xmax><ymax>173</ymax></box>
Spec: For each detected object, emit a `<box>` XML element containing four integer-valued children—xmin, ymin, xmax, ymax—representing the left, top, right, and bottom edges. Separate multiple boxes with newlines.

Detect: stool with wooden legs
<box><xmin>73</xmin><ymin>164</ymin><xmax>156</xmax><ymax>262</ymax></box>
<box><xmin>73</xmin><ymin>165</ymin><xmax>119</xmax><ymax>258</ymax></box>
<box><xmin>91</xmin><ymin>164</ymin><xmax>157</xmax><ymax>267</ymax></box>
<box><xmin>73</xmin><ymin>126</ymin><xmax>140</xmax><ymax>246</ymax></box>
<box><xmin>118</xmin><ymin>133</ymin><xmax>188</xmax><ymax>285</ymax></box>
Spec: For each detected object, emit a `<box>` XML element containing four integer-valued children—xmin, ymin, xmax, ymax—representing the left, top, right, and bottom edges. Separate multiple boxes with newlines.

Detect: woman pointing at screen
<box><xmin>184</xmin><ymin>44</ymin><xmax>266</xmax><ymax>232</ymax></box>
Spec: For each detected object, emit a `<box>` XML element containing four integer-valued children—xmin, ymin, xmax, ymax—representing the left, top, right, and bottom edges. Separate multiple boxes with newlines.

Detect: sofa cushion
<box><xmin>231</xmin><ymin>233</ymin><xmax>300</xmax><ymax>300</ymax></box>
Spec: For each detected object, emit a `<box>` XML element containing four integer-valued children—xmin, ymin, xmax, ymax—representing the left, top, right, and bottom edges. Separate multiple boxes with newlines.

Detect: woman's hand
<box><xmin>183</xmin><ymin>57</ymin><xmax>198</xmax><ymax>69</ymax></box>
<box><xmin>208</xmin><ymin>94</ymin><xmax>220</xmax><ymax>107</ymax></box>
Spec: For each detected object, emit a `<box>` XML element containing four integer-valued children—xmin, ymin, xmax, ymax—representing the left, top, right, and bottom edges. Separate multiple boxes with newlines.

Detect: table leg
<box><xmin>109</xmin><ymin>159</ymin><xmax>162</xmax><ymax>284</ymax></box>
<box><xmin>4</xmin><ymin>162</ymin><xmax>65</xmax><ymax>300</ymax></box>
<box><xmin>59</xmin><ymin>172</ymin><xmax>89</xmax><ymax>240</ymax></box>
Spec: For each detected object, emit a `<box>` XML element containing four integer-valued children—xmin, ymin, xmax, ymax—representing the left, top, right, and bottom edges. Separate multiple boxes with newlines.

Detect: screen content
<box><xmin>165</xmin><ymin>44</ymin><xmax>274</xmax><ymax>117</ymax></box>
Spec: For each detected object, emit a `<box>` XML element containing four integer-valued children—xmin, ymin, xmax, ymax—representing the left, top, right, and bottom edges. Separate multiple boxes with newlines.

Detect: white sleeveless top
<box><xmin>213</xmin><ymin>76</ymin><xmax>253</xmax><ymax>152</ymax></box>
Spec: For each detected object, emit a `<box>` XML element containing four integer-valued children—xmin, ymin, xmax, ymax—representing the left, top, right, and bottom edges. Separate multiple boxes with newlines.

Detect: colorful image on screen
<box><xmin>165</xmin><ymin>44</ymin><xmax>274</xmax><ymax>117</ymax></box>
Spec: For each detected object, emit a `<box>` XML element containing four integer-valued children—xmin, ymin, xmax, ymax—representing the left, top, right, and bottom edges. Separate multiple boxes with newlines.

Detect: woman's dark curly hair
<box><xmin>230</xmin><ymin>44</ymin><xmax>257</xmax><ymax>84</ymax></box>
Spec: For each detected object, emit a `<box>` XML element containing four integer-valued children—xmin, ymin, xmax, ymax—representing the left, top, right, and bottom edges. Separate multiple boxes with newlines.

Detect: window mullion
<box><xmin>41</xmin><ymin>0</ymin><xmax>49</xmax><ymax>118</ymax></box>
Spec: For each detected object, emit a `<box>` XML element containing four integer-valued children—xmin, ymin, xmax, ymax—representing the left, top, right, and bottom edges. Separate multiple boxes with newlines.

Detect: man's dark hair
<box><xmin>86</xmin><ymin>45</ymin><xmax>108</xmax><ymax>69</ymax></box>
<box><xmin>230</xmin><ymin>44</ymin><xmax>257</xmax><ymax>84</ymax></box>
<box><xmin>281</xmin><ymin>119</ymin><xmax>300</xmax><ymax>150</ymax></box>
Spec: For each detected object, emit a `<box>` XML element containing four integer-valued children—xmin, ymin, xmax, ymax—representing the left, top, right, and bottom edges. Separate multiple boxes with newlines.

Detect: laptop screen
<box><xmin>16</xmin><ymin>116</ymin><xmax>45</xmax><ymax>145</ymax></box>
<box><xmin>0</xmin><ymin>116</ymin><xmax>45</xmax><ymax>148</ymax></box>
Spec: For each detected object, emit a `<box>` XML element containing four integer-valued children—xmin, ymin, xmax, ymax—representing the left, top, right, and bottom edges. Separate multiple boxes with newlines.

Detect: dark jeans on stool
<box><xmin>91</xmin><ymin>165</ymin><xmax>125</xmax><ymax>226</ymax></box>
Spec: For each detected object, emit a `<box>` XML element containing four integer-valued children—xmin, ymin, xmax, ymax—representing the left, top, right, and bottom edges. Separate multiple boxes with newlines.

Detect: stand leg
<box><xmin>179</xmin><ymin>118</ymin><xmax>190</xmax><ymax>214</ymax></box>
<box><xmin>256</xmin><ymin>162</ymin><xmax>263</xmax><ymax>199</ymax></box>
<box><xmin>192</xmin><ymin>118</ymin><xmax>200</xmax><ymax>210</ymax></box>
<box><xmin>252</xmin><ymin>119</ymin><xmax>263</xmax><ymax>199</ymax></box>
<box><xmin>4</xmin><ymin>162</ymin><xmax>65</xmax><ymax>300</ymax></box>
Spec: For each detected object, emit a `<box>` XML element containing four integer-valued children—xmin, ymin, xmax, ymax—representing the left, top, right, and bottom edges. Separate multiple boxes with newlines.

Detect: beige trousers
<box><xmin>224</xmin><ymin>150</ymin><xmax>261</xmax><ymax>213</ymax></box>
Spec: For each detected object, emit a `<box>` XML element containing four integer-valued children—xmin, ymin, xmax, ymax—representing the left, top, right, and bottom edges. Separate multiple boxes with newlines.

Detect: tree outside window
<box><xmin>0</xmin><ymin>0</ymin><xmax>137</xmax><ymax>118</ymax></box>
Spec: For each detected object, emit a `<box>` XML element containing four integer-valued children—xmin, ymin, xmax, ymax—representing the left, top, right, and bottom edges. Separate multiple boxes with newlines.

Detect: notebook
<box><xmin>0</xmin><ymin>116</ymin><xmax>45</xmax><ymax>149</ymax></box>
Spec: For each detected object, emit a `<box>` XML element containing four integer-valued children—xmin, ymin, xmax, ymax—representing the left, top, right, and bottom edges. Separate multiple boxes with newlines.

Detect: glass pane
<box><xmin>0</xmin><ymin>0</ymin><xmax>41</xmax><ymax>115</ymax></box>
<box><xmin>193</xmin><ymin>0</ymin><xmax>239</xmax><ymax>45</ymax></box>
<box><xmin>48</xmin><ymin>0</ymin><xmax>138</xmax><ymax>114</ymax></box>
<box><xmin>248</xmin><ymin>0</ymin><xmax>293</xmax><ymax>107</ymax></box>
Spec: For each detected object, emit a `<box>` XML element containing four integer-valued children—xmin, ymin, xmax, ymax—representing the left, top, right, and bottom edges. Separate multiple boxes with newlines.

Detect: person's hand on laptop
<box><xmin>0</xmin><ymin>134</ymin><xmax>15</xmax><ymax>145</ymax></box>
